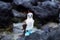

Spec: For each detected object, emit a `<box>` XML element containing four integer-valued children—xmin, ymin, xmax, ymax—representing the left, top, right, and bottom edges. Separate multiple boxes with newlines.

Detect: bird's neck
<box><xmin>27</xmin><ymin>17</ymin><xmax>33</xmax><ymax>19</ymax></box>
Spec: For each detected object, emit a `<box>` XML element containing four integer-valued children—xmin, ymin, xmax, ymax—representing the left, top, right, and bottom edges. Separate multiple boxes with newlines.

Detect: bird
<box><xmin>22</xmin><ymin>12</ymin><xmax>34</xmax><ymax>36</ymax></box>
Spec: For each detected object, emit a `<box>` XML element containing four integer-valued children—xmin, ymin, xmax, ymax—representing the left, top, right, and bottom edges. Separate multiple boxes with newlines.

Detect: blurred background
<box><xmin>0</xmin><ymin>0</ymin><xmax>59</xmax><ymax>40</ymax></box>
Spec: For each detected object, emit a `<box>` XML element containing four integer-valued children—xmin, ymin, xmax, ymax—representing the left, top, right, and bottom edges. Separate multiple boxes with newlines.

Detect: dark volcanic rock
<box><xmin>0</xmin><ymin>10</ymin><xmax>13</xmax><ymax>27</ymax></box>
<box><xmin>25</xmin><ymin>23</ymin><xmax>59</xmax><ymax>40</ymax></box>
<box><xmin>12</xmin><ymin>1</ymin><xmax>59</xmax><ymax>27</ymax></box>
<box><xmin>32</xmin><ymin>1</ymin><xmax>58</xmax><ymax>18</ymax></box>
<box><xmin>12</xmin><ymin>9</ymin><xmax>26</xmax><ymax>18</ymax></box>
<box><xmin>13</xmin><ymin>0</ymin><xmax>38</xmax><ymax>6</ymax></box>
<box><xmin>0</xmin><ymin>1</ymin><xmax>12</xmax><ymax>10</ymax></box>
<box><xmin>0</xmin><ymin>1</ymin><xmax>14</xmax><ymax>27</ymax></box>
<box><xmin>13</xmin><ymin>0</ymin><xmax>59</xmax><ymax>21</ymax></box>
<box><xmin>25</xmin><ymin>32</ymin><xmax>41</xmax><ymax>40</ymax></box>
<box><xmin>59</xmin><ymin>13</ymin><xmax>60</xmax><ymax>23</ymax></box>
<box><xmin>47</xmin><ymin>26</ymin><xmax>60</xmax><ymax>40</ymax></box>
<box><xmin>25</xmin><ymin>30</ymin><xmax>50</xmax><ymax>40</ymax></box>
<box><xmin>30</xmin><ymin>6</ymin><xmax>52</xmax><ymax>18</ymax></box>
<box><xmin>13</xmin><ymin>0</ymin><xmax>31</xmax><ymax>5</ymax></box>
<box><xmin>17</xmin><ymin>1</ymin><xmax>58</xmax><ymax>20</ymax></box>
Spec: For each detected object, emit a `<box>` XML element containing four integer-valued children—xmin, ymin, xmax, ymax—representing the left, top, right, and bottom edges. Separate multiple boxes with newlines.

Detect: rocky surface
<box><xmin>24</xmin><ymin>23</ymin><xmax>59</xmax><ymax>40</ymax></box>
<box><xmin>0</xmin><ymin>23</ymin><xmax>59</xmax><ymax>40</ymax></box>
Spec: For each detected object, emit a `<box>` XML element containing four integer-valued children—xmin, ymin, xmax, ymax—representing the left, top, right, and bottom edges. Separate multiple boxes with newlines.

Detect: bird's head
<box><xmin>27</xmin><ymin>12</ymin><xmax>33</xmax><ymax>18</ymax></box>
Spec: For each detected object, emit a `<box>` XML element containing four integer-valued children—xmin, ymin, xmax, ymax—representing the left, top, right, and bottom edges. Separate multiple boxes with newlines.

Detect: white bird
<box><xmin>24</xmin><ymin>12</ymin><xmax>34</xmax><ymax>36</ymax></box>
<box><xmin>25</xmin><ymin>12</ymin><xmax>34</xmax><ymax>30</ymax></box>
